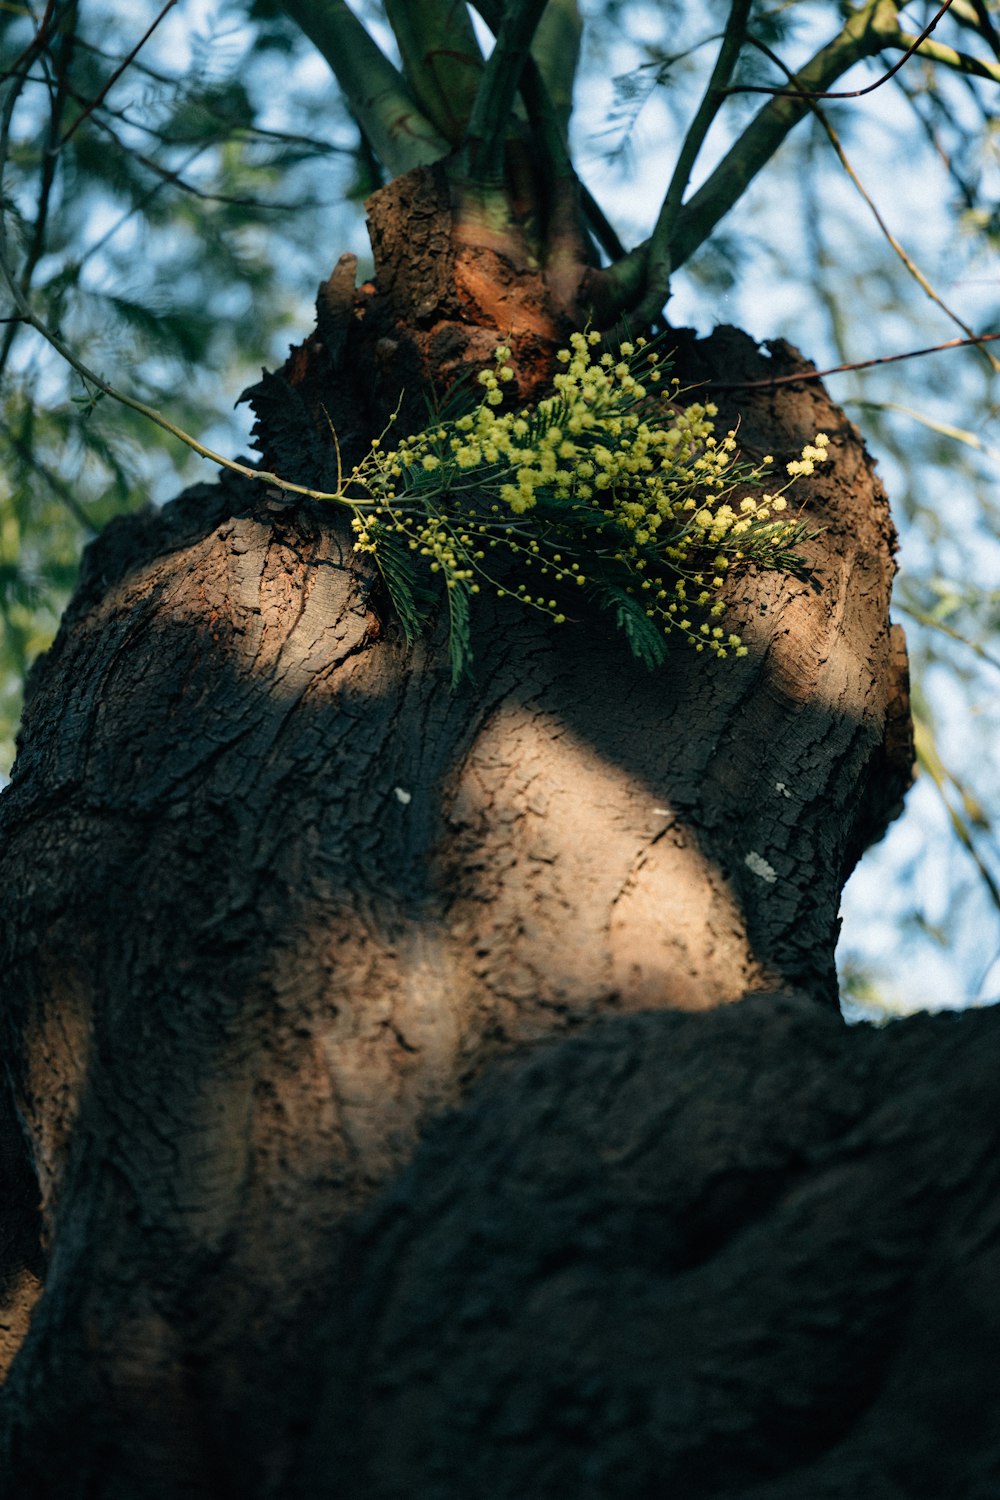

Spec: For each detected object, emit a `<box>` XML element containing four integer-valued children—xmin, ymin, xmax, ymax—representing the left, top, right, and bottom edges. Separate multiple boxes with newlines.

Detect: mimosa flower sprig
<box><xmin>338</xmin><ymin>331</ymin><xmax>826</xmax><ymax>682</ymax></box>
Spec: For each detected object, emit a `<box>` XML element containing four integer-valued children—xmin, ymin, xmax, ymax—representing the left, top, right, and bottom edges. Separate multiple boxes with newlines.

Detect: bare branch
<box><xmin>0</xmin><ymin>235</ymin><xmax>364</xmax><ymax>508</ymax></box>
<box><xmin>665</xmin><ymin>0</ymin><xmax>907</xmax><ymax>276</ymax></box>
<box><xmin>887</xmin><ymin>32</ymin><xmax>1000</xmax><ymax>85</ymax></box>
<box><xmin>60</xmin><ymin>0</ymin><xmax>178</xmax><ymax>146</ymax></box>
<box><xmin>748</xmin><ymin>35</ymin><xmax>999</xmax><ymax>372</ymax></box>
<box><xmin>590</xmin><ymin>0</ymin><xmax>915</xmax><ymax>319</ymax></box>
<box><xmin>0</xmin><ymin>416</ymin><xmax>97</xmax><ymax>532</ymax></box>
<box><xmin>729</xmin><ymin>0</ymin><xmax>956</xmax><ymax>101</ymax></box>
<box><xmin>81</xmin><ymin>108</ymin><xmax>313</xmax><ymax>210</ymax></box>
<box><xmin>707</xmin><ymin>332</ymin><xmax>1000</xmax><ymax>391</ymax></box>
<box><xmin>0</xmin><ymin>0</ymin><xmax>76</xmax><ymax>381</ymax></box>
<box><xmin>914</xmin><ymin>712</ymin><xmax>1000</xmax><ymax>919</ymax></box>
<box><xmin>2</xmin><ymin>0</ymin><xmax>57</xmax><ymax>81</ymax></box>
<box><xmin>897</xmin><ymin>599</ymin><xmax>1000</xmax><ymax>676</ymax></box>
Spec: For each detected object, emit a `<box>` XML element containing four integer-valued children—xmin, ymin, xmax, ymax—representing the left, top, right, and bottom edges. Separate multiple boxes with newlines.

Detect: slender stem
<box><xmin>0</xmin><ymin>415</ymin><xmax>96</xmax><ymax>531</ymax></box>
<box><xmin>632</xmin><ymin>0</ymin><xmax>751</xmax><ymax>328</ymax></box>
<box><xmin>461</xmin><ymin>0</ymin><xmax>551</xmax><ymax>184</ymax></box>
<box><xmin>913</xmin><ymin>712</ymin><xmax>1000</xmax><ymax>918</ymax></box>
<box><xmin>750</xmin><ymin>35</ymin><xmax>998</xmax><ymax>371</ymax></box>
<box><xmin>0</xmin><ymin>0</ymin><xmax>78</xmax><ymax>379</ymax></box>
<box><xmin>383</xmin><ymin>0</ymin><xmax>483</xmax><ymax>146</ymax></box>
<box><xmin>3</xmin><ymin>0</ymin><xmax>57</xmax><ymax>79</ymax></box>
<box><xmin>590</xmin><ymin>0</ymin><xmax>910</xmax><ymax>322</ymax></box>
<box><xmin>852</xmin><ymin>399</ymin><xmax>1000</xmax><ymax>464</ymax></box>
<box><xmin>0</xmin><ymin>256</ymin><xmax>363</xmax><ymax>506</ymax></box>
<box><xmin>730</xmin><ymin>0</ymin><xmax>956</xmax><ymax>100</ymax></box>
<box><xmin>666</xmin><ymin>0</ymin><xmax>906</xmax><ymax>274</ymax></box>
<box><xmin>897</xmin><ymin>601</ymin><xmax>1000</xmax><ymax>675</ymax></box>
<box><xmin>706</xmin><ymin>332</ymin><xmax>1000</xmax><ymax>390</ymax></box>
<box><xmin>887</xmin><ymin>32</ymin><xmax>1000</xmax><ymax>84</ymax></box>
<box><xmin>280</xmin><ymin>0</ymin><xmax>448</xmax><ymax>174</ymax></box>
<box><xmin>60</xmin><ymin>0</ymin><xmax>177</xmax><ymax>146</ymax></box>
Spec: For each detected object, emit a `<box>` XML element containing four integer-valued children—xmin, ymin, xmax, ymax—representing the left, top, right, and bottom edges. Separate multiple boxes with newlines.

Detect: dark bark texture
<box><xmin>308</xmin><ymin>991</ymin><xmax>1000</xmax><ymax>1500</ymax></box>
<box><xmin>4</xmin><ymin>169</ymin><xmax>987</xmax><ymax>1497</ymax></box>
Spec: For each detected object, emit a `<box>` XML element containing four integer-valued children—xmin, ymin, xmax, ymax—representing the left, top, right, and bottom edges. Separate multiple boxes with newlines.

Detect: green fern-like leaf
<box><xmin>372</xmin><ymin>530</ymin><xmax>432</xmax><ymax>645</ymax></box>
<box><xmin>445</xmin><ymin>578</ymin><xmax>473</xmax><ymax>687</ymax></box>
<box><xmin>594</xmin><ymin>582</ymin><xmax>671</xmax><ymax>671</ymax></box>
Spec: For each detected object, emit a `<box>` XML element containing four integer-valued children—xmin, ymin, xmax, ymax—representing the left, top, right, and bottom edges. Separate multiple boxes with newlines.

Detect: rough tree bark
<box><xmin>2</xmin><ymin>168</ymin><xmax>995</xmax><ymax>1500</ymax></box>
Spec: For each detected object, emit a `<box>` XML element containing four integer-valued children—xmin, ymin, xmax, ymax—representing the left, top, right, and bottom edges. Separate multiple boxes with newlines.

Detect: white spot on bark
<box><xmin>775</xmin><ymin>782</ymin><xmax>792</xmax><ymax>798</ymax></box>
<box><xmin>394</xmin><ymin>787</ymin><xmax>412</xmax><ymax>805</ymax></box>
<box><xmin>745</xmin><ymin>850</ymin><xmax>778</xmax><ymax>883</ymax></box>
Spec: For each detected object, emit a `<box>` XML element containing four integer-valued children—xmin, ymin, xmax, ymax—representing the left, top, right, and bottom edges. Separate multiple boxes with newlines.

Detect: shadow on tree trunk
<box><xmin>309</xmin><ymin>991</ymin><xmax>1000</xmax><ymax>1500</ymax></box>
<box><xmin>0</xmin><ymin>320</ymin><xmax>949</xmax><ymax>1498</ymax></box>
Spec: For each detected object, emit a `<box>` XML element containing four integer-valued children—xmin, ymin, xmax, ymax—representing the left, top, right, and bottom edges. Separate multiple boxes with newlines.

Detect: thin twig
<box><xmin>749</xmin><ymin>34</ymin><xmax>999</xmax><ymax>372</ymax></box>
<box><xmin>0</xmin><ymin>0</ymin><xmax>76</xmax><ymax>381</ymax></box>
<box><xmin>848</xmin><ymin>398</ymin><xmax>1000</xmax><ymax>465</ymax></box>
<box><xmin>79</xmin><ymin>107</ymin><xmax>311</xmax><ymax>210</ymax></box>
<box><xmin>898</xmin><ymin>602</ymin><xmax>1000</xmax><ymax>675</ymax></box>
<box><xmin>664</xmin><ymin>0</ymin><xmax>919</xmax><ymax>281</ymax></box>
<box><xmin>60</xmin><ymin>0</ymin><xmax>178</xmax><ymax>146</ymax></box>
<box><xmin>914</xmin><ymin>713</ymin><xmax>1000</xmax><ymax>919</ymax></box>
<box><xmin>2</xmin><ymin>0</ymin><xmax>56</xmax><ymax>81</ymax></box>
<box><xmin>0</xmin><ymin>247</ymin><xmax>364</xmax><ymax>507</ymax></box>
<box><xmin>708</xmin><ymin>332</ymin><xmax>1000</xmax><ymax>390</ymax></box>
<box><xmin>888</xmin><ymin>31</ymin><xmax>1000</xmax><ymax>85</ymax></box>
<box><xmin>627</xmin><ymin>0</ymin><xmax>751</xmax><ymax>331</ymax></box>
<box><xmin>730</xmin><ymin>0</ymin><xmax>955</xmax><ymax>100</ymax></box>
<box><xmin>0</xmin><ymin>15</ymin><xmax>55</xmax><ymax>377</ymax></box>
<box><xmin>0</xmin><ymin>415</ymin><xmax>97</xmax><ymax>531</ymax></box>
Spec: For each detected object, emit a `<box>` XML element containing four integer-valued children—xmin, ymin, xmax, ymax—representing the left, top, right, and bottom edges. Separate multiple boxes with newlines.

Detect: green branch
<box><xmin>530</xmin><ymin>0</ymin><xmax>582</xmax><ymax>136</ymax></box>
<box><xmin>468</xmin><ymin>0</ymin><xmax>574</xmax><ymax>186</ymax></box>
<box><xmin>889</xmin><ymin>32</ymin><xmax>1000</xmax><ymax>84</ymax></box>
<box><xmin>948</xmin><ymin>0</ymin><xmax>1000</xmax><ymax>58</ymax></box>
<box><xmin>631</xmin><ymin>0</ymin><xmax>752</xmax><ymax>329</ymax></box>
<box><xmin>464</xmin><ymin>0</ymin><xmax>595</xmax><ymax>299</ymax></box>
<box><xmin>596</xmin><ymin>0</ymin><xmax>908</xmax><ymax>316</ymax></box>
<box><xmin>667</xmin><ymin>0</ymin><xmax>905</xmax><ymax>273</ymax></box>
<box><xmin>748</xmin><ymin>33</ymin><xmax>998</xmax><ymax>371</ymax></box>
<box><xmin>461</xmin><ymin>0</ymin><xmax>552</xmax><ymax>184</ymax></box>
<box><xmin>281</xmin><ymin>0</ymin><xmax>448</xmax><ymax>174</ymax></box>
<box><xmin>383</xmin><ymin>0</ymin><xmax>484</xmax><ymax>146</ymax></box>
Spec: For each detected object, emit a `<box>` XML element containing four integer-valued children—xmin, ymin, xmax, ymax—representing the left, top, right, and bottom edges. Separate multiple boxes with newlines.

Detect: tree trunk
<box><xmin>2</xmin><ymin>169</ymin><xmax>976</xmax><ymax>1499</ymax></box>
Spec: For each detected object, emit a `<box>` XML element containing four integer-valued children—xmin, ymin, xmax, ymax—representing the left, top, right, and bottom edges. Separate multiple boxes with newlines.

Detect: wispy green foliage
<box><xmin>0</xmin><ymin>0</ymin><xmax>369</xmax><ymax>768</ymax></box>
